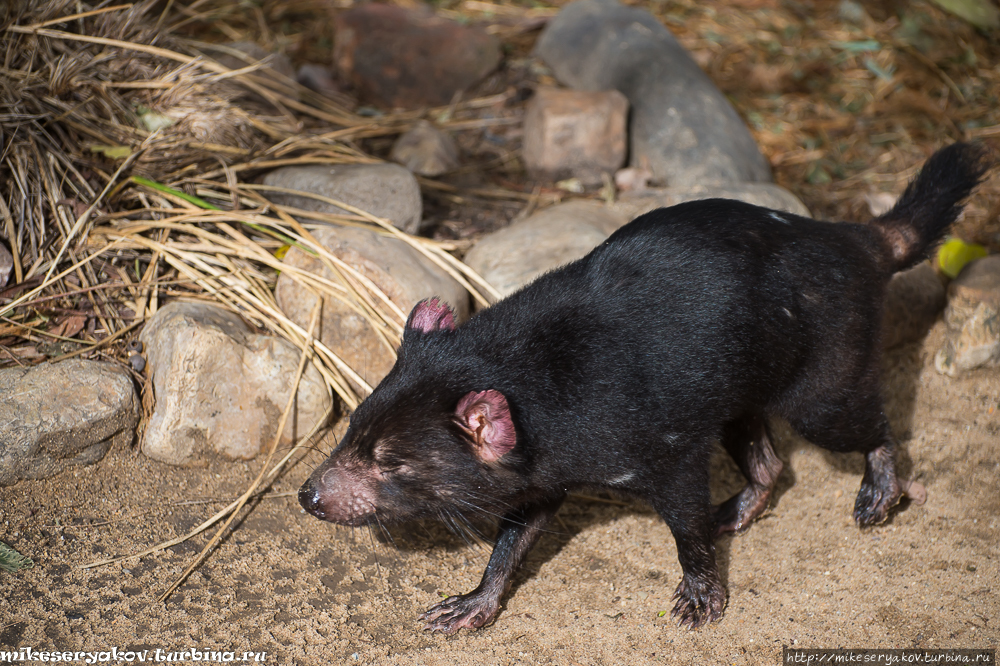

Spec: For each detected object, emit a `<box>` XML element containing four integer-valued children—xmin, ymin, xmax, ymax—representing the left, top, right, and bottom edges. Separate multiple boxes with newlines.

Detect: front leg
<box><xmin>650</xmin><ymin>452</ymin><xmax>727</xmax><ymax>629</ymax></box>
<box><xmin>420</xmin><ymin>495</ymin><xmax>564</xmax><ymax>634</ymax></box>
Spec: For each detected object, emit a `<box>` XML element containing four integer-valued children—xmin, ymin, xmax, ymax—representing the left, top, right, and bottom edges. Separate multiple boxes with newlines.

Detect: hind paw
<box><xmin>853</xmin><ymin>477</ymin><xmax>902</xmax><ymax>526</ymax></box>
<box><xmin>713</xmin><ymin>486</ymin><xmax>772</xmax><ymax>537</ymax></box>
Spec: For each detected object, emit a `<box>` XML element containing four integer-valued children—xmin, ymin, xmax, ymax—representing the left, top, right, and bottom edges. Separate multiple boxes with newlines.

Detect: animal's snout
<box><xmin>298</xmin><ymin>463</ymin><xmax>378</xmax><ymax>526</ymax></box>
<box><xmin>298</xmin><ymin>478</ymin><xmax>326</xmax><ymax>519</ymax></box>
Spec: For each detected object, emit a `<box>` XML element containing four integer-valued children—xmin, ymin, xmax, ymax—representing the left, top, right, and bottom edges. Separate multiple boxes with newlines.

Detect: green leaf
<box><xmin>131</xmin><ymin>176</ymin><xmax>221</xmax><ymax>210</ymax></box>
<box><xmin>135</xmin><ymin>106</ymin><xmax>175</xmax><ymax>132</ymax></box>
<box><xmin>864</xmin><ymin>58</ymin><xmax>896</xmax><ymax>81</ymax></box>
<box><xmin>893</xmin><ymin>14</ymin><xmax>935</xmax><ymax>51</ymax></box>
<box><xmin>807</xmin><ymin>162</ymin><xmax>832</xmax><ymax>184</ymax></box>
<box><xmin>556</xmin><ymin>178</ymin><xmax>585</xmax><ymax>194</ymax></box>
<box><xmin>0</xmin><ymin>542</ymin><xmax>33</xmax><ymax>573</ymax></box>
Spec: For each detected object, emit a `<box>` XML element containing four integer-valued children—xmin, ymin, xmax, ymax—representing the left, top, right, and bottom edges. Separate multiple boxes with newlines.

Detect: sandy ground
<box><xmin>1</xmin><ymin>319</ymin><xmax>997</xmax><ymax>664</ymax></box>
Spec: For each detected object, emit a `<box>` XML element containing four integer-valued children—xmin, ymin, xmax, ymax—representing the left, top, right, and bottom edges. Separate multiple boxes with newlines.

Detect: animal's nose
<box><xmin>298</xmin><ymin>479</ymin><xmax>326</xmax><ymax>519</ymax></box>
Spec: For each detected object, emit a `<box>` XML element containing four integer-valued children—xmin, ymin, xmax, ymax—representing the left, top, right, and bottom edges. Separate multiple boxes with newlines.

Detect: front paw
<box><xmin>420</xmin><ymin>592</ymin><xmax>500</xmax><ymax>634</ymax></box>
<box><xmin>671</xmin><ymin>575</ymin><xmax>726</xmax><ymax>629</ymax></box>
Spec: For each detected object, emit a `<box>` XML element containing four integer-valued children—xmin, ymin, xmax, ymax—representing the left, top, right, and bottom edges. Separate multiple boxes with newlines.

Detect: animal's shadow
<box><xmin>372</xmin><ymin>340</ymin><xmax>927</xmax><ymax>616</ymax></box>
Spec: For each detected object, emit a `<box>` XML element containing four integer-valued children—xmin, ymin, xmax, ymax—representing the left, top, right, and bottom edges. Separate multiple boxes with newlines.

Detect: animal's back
<box><xmin>465</xmin><ymin>201</ymin><xmax>882</xmax><ymax>441</ymax></box>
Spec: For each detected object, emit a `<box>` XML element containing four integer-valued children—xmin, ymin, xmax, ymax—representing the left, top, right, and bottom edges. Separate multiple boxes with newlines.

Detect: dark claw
<box><xmin>670</xmin><ymin>576</ymin><xmax>726</xmax><ymax>630</ymax></box>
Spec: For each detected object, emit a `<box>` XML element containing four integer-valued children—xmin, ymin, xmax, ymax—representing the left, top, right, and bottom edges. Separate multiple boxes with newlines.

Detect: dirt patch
<box><xmin>2</xmin><ymin>323</ymin><xmax>998</xmax><ymax>663</ymax></box>
<box><xmin>3</xmin><ymin>0</ymin><xmax>1000</xmax><ymax>662</ymax></box>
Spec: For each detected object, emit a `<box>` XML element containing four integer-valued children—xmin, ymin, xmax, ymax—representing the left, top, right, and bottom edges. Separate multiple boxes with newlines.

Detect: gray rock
<box><xmin>298</xmin><ymin>64</ymin><xmax>342</xmax><ymax>97</ymax></box>
<box><xmin>390</xmin><ymin>120</ymin><xmax>460</xmax><ymax>177</ymax></box>
<box><xmin>883</xmin><ymin>262</ymin><xmax>946</xmax><ymax>349</ymax></box>
<box><xmin>535</xmin><ymin>0</ymin><xmax>771</xmax><ymax>187</ymax></box>
<box><xmin>139</xmin><ymin>301</ymin><xmax>333</xmax><ymax>467</ymax></box>
<box><xmin>262</xmin><ymin>163</ymin><xmax>422</xmax><ymax>234</ymax></box>
<box><xmin>523</xmin><ymin>87</ymin><xmax>628</xmax><ymax>185</ymax></box>
<box><xmin>0</xmin><ymin>242</ymin><xmax>12</xmax><ymax>288</ymax></box>
<box><xmin>610</xmin><ymin>182</ymin><xmax>810</xmax><ymax>220</ymax></box>
<box><xmin>275</xmin><ymin>226</ymin><xmax>469</xmax><ymax>391</ymax></box>
<box><xmin>944</xmin><ymin>255</ymin><xmax>1000</xmax><ymax>331</ymax></box>
<box><xmin>934</xmin><ymin>302</ymin><xmax>1000</xmax><ymax>376</ymax></box>
<box><xmin>935</xmin><ymin>255</ymin><xmax>1000</xmax><ymax>376</ymax></box>
<box><xmin>463</xmin><ymin>201</ymin><xmax>626</xmax><ymax>298</ymax></box>
<box><xmin>0</xmin><ymin>359</ymin><xmax>138</xmax><ymax>486</ymax></box>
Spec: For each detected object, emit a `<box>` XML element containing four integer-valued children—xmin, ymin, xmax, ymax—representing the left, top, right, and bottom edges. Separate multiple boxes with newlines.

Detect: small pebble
<box><xmin>128</xmin><ymin>354</ymin><xmax>146</xmax><ymax>373</ymax></box>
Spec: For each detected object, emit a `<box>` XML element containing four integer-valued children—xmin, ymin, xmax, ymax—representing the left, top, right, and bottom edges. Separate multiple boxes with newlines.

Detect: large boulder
<box><xmin>0</xmin><ymin>360</ymin><xmax>138</xmax><ymax>486</ymax></box>
<box><xmin>139</xmin><ymin>301</ymin><xmax>333</xmax><ymax>466</ymax></box>
<box><xmin>276</xmin><ymin>226</ymin><xmax>470</xmax><ymax>390</ymax></box>
<box><xmin>463</xmin><ymin>201</ymin><xmax>626</xmax><ymax>298</ymax></box>
<box><xmin>535</xmin><ymin>0</ymin><xmax>771</xmax><ymax>187</ymax></box>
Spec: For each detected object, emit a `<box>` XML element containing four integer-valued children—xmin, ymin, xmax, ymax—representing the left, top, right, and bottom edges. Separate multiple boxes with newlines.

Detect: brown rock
<box><xmin>523</xmin><ymin>87</ymin><xmax>628</xmax><ymax>186</ymax></box>
<box><xmin>334</xmin><ymin>4</ymin><xmax>502</xmax><ymax>108</ymax></box>
<box><xmin>275</xmin><ymin>226</ymin><xmax>470</xmax><ymax>391</ymax></box>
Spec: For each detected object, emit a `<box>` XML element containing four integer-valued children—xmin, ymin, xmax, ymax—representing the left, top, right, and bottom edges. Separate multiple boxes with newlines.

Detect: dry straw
<box><xmin>1</xmin><ymin>0</ymin><xmax>505</xmax><ymax>596</ymax></box>
<box><xmin>0</xmin><ymin>0</ymin><xmax>501</xmax><ymax>397</ymax></box>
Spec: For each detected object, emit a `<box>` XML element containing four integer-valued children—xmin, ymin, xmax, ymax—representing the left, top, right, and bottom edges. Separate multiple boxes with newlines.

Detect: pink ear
<box><xmin>455</xmin><ymin>390</ymin><xmax>516</xmax><ymax>463</ymax></box>
<box><xmin>407</xmin><ymin>298</ymin><xmax>456</xmax><ymax>333</ymax></box>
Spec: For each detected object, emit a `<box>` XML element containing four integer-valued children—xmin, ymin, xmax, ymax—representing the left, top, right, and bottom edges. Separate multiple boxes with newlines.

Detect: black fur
<box><xmin>299</xmin><ymin>143</ymin><xmax>990</xmax><ymax>633</ymax></box>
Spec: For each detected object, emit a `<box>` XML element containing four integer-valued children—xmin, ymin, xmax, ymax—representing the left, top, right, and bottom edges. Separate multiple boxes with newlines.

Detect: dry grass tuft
<box><xmin>0</xmin><ymin>0</ymin><xmax>498</xmax><ymax>410</ymax></box>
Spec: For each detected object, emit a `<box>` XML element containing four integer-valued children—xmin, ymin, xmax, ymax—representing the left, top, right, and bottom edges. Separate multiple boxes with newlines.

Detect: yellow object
<box><xmin>937</xmin><ymin>238</ymin><xmax>988</xmax><ymax>279</ymax></box>
<box><xmin>88</xmin><ymin>144</ymin><xmax>132</xmax><ymax>159</ymax></box>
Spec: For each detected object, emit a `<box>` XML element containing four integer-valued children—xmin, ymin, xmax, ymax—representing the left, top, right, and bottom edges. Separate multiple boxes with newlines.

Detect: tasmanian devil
<box><xmin>298</xmin><ymin>142</ymin><xmax>989</xmax><ymax>633</ymax></box>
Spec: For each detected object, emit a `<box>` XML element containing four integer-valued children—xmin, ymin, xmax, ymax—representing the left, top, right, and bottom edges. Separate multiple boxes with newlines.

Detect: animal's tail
<box><xmin>870</xmin><ymin>142</ymin><xmax>992</xmax><ymax>273</ymax></box>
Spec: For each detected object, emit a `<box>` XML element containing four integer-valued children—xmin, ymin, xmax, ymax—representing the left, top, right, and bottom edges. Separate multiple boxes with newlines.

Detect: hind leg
<box><xmin>853</xmin><ymin>440</ymin><xmax>926</xmax><ymax>525</ymax></box>
<box><xmin>713</xmin><ymin>414</ymin><xmax>783</xmax><ymax>536</ymax></box>
<box><xmin>785</xmin><ymin>395</ymin><xmax>924</xmax><ymax>526</ymax></box>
